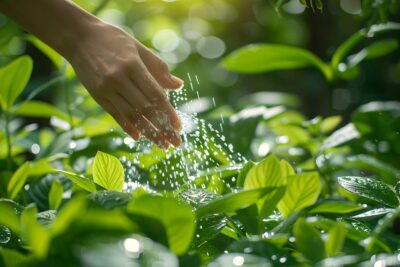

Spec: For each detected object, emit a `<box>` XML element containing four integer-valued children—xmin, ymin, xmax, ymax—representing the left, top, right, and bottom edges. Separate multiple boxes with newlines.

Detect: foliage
<box><xmin>0</xmin><ymin>0</ymin><xmax>400</xmax><ymax>266</ymax></box>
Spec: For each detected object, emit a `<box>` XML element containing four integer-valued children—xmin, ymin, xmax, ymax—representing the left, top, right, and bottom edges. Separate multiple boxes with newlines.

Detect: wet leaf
<box><xmin>128</xmin><ymin>194</ymin><xmax>195</xmax><ymax>255</ymax></box>
<box><xmin>93</xmin><ymin>151</ymin><xmax>125</xmax><ymax>192</ymax></box>
<box><xmin>278</xmin><ymin>172</ymin><xmax>321</xmax><ymax>218</ymax></box>
<box><xmin>338</xmin><ymin>176</ymin><xmax>399</xmax><ymax>208</ymax></box>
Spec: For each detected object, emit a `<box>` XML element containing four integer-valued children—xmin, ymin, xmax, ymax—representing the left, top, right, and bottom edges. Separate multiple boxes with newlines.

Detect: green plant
<box><xmin>0</xmin><ymin>1</ymin><xmax>400</xmax><ymax>266</ymax></box>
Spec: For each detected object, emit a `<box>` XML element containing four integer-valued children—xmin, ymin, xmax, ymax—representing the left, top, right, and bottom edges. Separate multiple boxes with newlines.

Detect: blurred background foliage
<box><xmin>0</xmin><ymin>0</ymin><xmax>399</xmax><ymax>121</ymax></box>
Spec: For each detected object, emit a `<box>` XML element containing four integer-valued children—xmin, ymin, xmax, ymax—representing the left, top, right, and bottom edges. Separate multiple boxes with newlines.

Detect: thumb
<box><xmin>138</xmin><ymin>44</ymin><xmax>184</xmax><ymax>89</ymax></box>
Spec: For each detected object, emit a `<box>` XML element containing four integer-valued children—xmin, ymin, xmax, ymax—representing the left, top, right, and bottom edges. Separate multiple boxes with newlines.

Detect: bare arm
<box><xmin>0</xmin><ymin>0</ymin><xmax>183</xmax><ymax>148</ymax></box>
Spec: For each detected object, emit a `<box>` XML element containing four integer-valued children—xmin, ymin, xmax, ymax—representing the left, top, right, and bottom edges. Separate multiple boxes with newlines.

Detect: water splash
<box><xmin>122</xmin><ymin>74</ymin><xmax>246</xmax><ymax>192</ymax></box>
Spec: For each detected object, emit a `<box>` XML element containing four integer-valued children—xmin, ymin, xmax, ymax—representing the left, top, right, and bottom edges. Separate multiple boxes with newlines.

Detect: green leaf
<box><xmin>338</xmin><ymin>176</ymin><xmax>399</xmax><ymax>208</ymax></box>
<box><xmin>309</xmin><ymin>201</ymin><xmax>364</xmax><ymax>214</ymax></box>
<box><xmin>293</xmin><ymin>218</ymin><xmax>326</xmax><ymax>263</ymax></box>
<box><xmin>236</xmin><ymin>161</ymin><xmax>255</xmax><ymax>187</ymax></box>
<box><xmin>244</xmin><ymin>155</ymin><xmax>289</xmax><ymax>189</ymax></box>
<box><xmin>395</xmin><ymin>182</ymin><xmax>400</xmax><ymax>197</ymax></box>
<box><xmin>278</xmin><ymin>172</ymin><xmax>321</xmax><ymax>218</ymax></box>
<box><xmin>58</xmin><ymin>170</ymin><xmax>96</xmax><ymax>193</ymax></box>
<box><xmin>93</xmin><ymin>151</ymin><xmax>124</xmax><ymax>192</ymax></box>
<box><xmin>320</xmin><ymin>116</ymin><xmax>342</xmax><ymax>133</ymax></box>
<box><xmin>13</xmin><ymin>100</ymin><xmax>69</xmax><ymax>120</ymax></box>
<box><xmin>331</xmin><ymin>23</ymin><xmax>400</xmax><ymax>69</ymax></box>
<box><xmin>196</xmin><ymin>186</ymin><xmax>286</xmax><ymax>217</ymax></box>
<box><xmin>48</xmin><ymin>178</ymin><xmax>64</xmax><ymax>210</ymax></box>
<box><xmin>21</xmin><ymin>205</ymin><xmax>51</xmax><ymax>259</ymax></box>
<box><xmin>0</xmin><ymin>201</ymin><xmax>21</xmax><ymax>235</ymax></box>
<box><xmin>347</xmin><ymin>39</ymin><xmax>399</xmax><ymax>68</ymax></box>
<box><xmin>244</xmin><ymin>155</ymin><xmax>294</xmax><ymax>217</ymax></box>
<box><xmin>0</xmin><ymin>56</ymin><xmax>33</xmax><ymax>110</ymax></box>
<box><xmin>128</xmin><ymin>194</ymin><xmax>195</xmax><ymax>255</ymax></box>
<box><xmin>88</xmin><ymin>191</ymin><xmax>132</xmax><ymax>209</ymax></box>
<box><xmin>325</xmin><ymin>222</ymin><xmax>346</xmax><ymax>257</ymax></box>
<box><xmin>352</xmin><ymin>208</ymin><xmax>392</xmax><ymax>219</ymax></box>
<box><xmin>222</xmin><ymin>44</ymin><xmax>333</xmax><ymax>81</ymax></box>
<box><xmin>7</xmin><ymin>162</ymin><xmax>31</xmax><ymax>199</ymax></box>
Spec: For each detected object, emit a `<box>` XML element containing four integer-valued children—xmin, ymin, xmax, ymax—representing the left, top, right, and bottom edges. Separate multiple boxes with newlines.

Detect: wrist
<box><xmin>54</xmin><ymin>8</ymin><xmax>104</xmax><ymax>61</ymax></box>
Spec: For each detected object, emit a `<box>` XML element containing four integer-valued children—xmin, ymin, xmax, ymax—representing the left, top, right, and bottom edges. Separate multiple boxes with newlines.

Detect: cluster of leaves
<box><xmin>0</xmin><ymin>46</ymin><xmax>400</xmax><ymax>266</ymax></box>
<box><xmin>223</xmin><ymin>22</ymin><xmax>400</xmax><ymax>82</ymax></box>
<box><xmin>1</xmin><ymin>2</ymin><xmax>400</xmax><ymax>267</ymax></box>
<box><xmin>273</xmin><ymin>0</ymin><xmax>400</xmax><ymax>25</ymax></box>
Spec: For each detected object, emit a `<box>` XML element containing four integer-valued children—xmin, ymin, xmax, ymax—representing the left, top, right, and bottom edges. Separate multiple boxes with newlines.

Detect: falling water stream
<box><xmin>120</xmin><ymin>74</ymin><xmax>246</xmax><ymax>192</ymax></box>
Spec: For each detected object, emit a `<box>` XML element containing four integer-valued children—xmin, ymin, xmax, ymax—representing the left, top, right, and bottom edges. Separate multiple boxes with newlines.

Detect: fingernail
<box><xmin>170</xmin><ymin>75</ymin><xmax>184</xmax><ymax>87</ymax></box>
<box><xmin>173</xmin><ymin>118</ymin><xmax>182</xmax><ymax>132</ymax></box>
<box><xmin>172</xmin><ymin>132</ymin><xmax>182</xmax><ymax>147</ymax></box>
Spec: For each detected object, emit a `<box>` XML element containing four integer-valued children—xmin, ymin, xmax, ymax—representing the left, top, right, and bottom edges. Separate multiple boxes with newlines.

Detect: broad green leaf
<box><xmin>337</xmin><ymin>217</ymin><xmax>371</xmax><ymax>240</ymax></box>
<box><xmin>244</xmin><ymin>155</ymin><xmax>288</xmax><ymax>189</ymax></box>
<box><xmin>335</xmin><ymin>154</ymin><xmax>400</xmax><ymax>185</ymax></box>
<box><xmin>294</xmin><ymin>218</ymin><xmax>326</xmax><ymax>263</ymax></box>
<box><xmin>0</xmin><ymin>201</ymin><xmax>21</xmax><ymax>235</ymax></box>
<box><xmin>0</xmin><ymin>56</ymin><xmax>33</xmax><ymax>110</ymax></box>
<box><xmin>309</xmin><ymin>201</ymin><xmax>364</xmax><ymax>214</ymax></box>
<box><xmin>13</xmin><ymin>100</ymin><xmax>69</xmax><ymax>120</ymax></box>
<box><xmin>21</xmin><ymin>204</ymin><xmax>50</xmax><ymax>259</ymax></box>
<box><xmin>321</xmin><ymin>123</ymin><xmax>361</xmax><ymax>150</ymax></box>
<box><xmin>128</xmin><ymin>194</ymin><xmax>195</xmax><ymax>255</ymax></box>
<box><xmin>223</xmin><ymin>44</ymin><xmax>333</xmax><ymax>81</ymax></box>
<box><xmin>58</xmin><ymin>170</ymin><xmax>96</xmax><ymax>193</ymax></box>
<box><xmin>93</xmin><ymin>151</ymin><xmax>124</xmax><ymax>192</ymax></box>
<box><xmin>48</xmin><ymin>178</ymin><xmax>64</xmax><ymax>210</ymax></box>
<box><xmin>325</xmin><ymin>222</ymin><xmax>346</xmax><ymax>257</ymax></box>
<box><xmin>332</xmin><ymin>22</ymin><xmax>400</xmax><ymax>70</ymax></box>
<box><xmin>278</xmin><ymin>172</ymin><xmax>321</xmax><ymax>218</ymax></box>
<box><xmin>352</xmin><ymin>208</ymin><xmax>392</xmax><ymax>219</ymax></box>
<box><xmin>320</xmin><ymin>116</ymin><xmax>342</xmax><ymax>133</ymax></box>
<box><xmin>37</xmin><ymin>210</ymin><xmax>57</xmax><ymax>226</ymax></box>
<box><xmin>236</xmin><ymin>160</ymin><xmax>255</xmax><ymax>187</ymax></box>
<box><xmin>7</xmin><ymin>162</ymin><xmax>31</xmax><ymax>199</ymax></box>
<box><xmin>196</xmin><ymin>186</ymin><xmax>286</xmax><ymax>217</ymax></box>
<box><xmin>348</xmin><ymin>39</ymin><xmax>399</xmax><ymax>68</ymax></box>
<box><xmin>395</xmin><ymin>182</ymin><xmax>400</xmax><ymax>197</ymax></box>
<box><xmin>178</xmin><ymin>189</ymin><xmax>219</xmax><ymax>208</ymax></box>
<box><xmin>88</xmin><ymin>191</ymin><xmax>132</xmax><ymax>209</ymax></box>
<box><xmin>338</xmin><ymin>176</ymin><xmax>399</xmax><ymax>208</ymax></box>
<box><xmin>244</xmin><ymin>155</ymin><xmax>294</xmax><ymax>217</ymax></box>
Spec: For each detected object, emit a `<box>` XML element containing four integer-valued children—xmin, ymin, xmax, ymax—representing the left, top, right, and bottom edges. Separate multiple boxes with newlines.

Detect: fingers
<box><xmin>129</xmin><ymin>61</ymin><xmax>182</xmax><ymax>132</ymax></box>
<box><xmin>113</xmin><ymin>75</ymin><xmax>182</xmax><ymax>146</ymax></box>
<box><xmin>137</xmin><ymin>44</ymin><xmax>184</xmax><ymax>90</ymax></box>
<box><xmin>98</xmin><ymin>99</ymin><xmax>140</xmax><ymax>140</ymax></box>
<box><xmin>111</xmin><ymin>93</ymin><xmax>173</xmax><ymax>149</ymax></box>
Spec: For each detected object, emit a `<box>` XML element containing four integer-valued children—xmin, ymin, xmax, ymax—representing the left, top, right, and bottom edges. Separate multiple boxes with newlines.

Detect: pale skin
<box><xmin>0</xmin><ymin>0</ymin><xmax>183</xmax><ymax>148</ymax></box>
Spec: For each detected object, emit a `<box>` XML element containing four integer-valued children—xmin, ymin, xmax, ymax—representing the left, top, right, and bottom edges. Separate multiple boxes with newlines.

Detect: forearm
<box><xmin>0</xmin><ymin>0</ymin><xmax>100</xmax><ymax>60</ymax></box>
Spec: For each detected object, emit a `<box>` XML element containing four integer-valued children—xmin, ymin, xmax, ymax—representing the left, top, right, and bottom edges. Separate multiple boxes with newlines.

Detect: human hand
<box><xmin>67</xmin><ymin>23</ymin><xmax>183</xmax><ymax>149</ymax></box>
